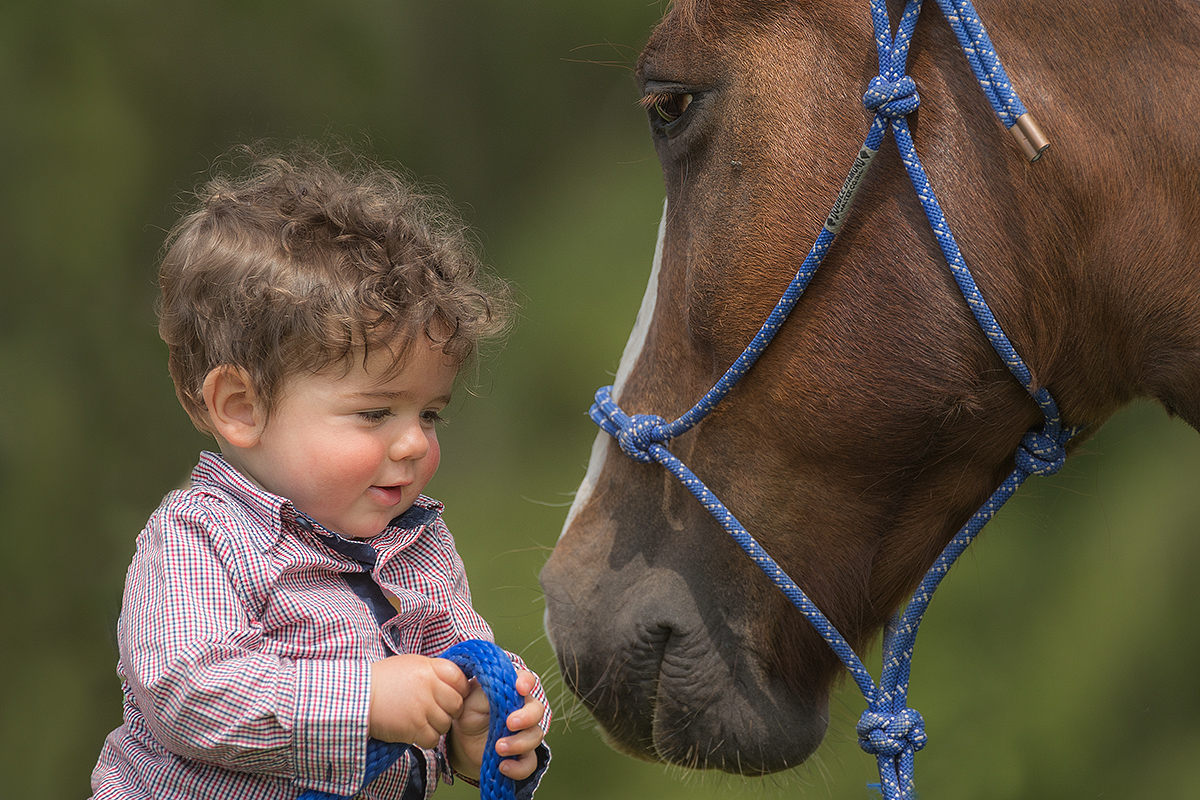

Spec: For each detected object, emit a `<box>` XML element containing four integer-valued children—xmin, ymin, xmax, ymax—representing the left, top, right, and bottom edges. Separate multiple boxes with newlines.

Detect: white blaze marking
<box><xmin>558</xmin><ymin>199</ymin><xmax>668</xmax><ymax>540</ymax></box>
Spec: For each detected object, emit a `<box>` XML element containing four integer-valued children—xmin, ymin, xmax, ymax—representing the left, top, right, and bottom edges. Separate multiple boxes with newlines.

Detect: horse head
<box><xmin>541</xmin><ymin>0</ymin><xmax>1200</xmax><ymax>775</ymax></box>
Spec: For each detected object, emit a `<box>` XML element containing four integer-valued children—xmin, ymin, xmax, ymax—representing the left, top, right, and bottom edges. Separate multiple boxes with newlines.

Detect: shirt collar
<box><xmin>390</xmin><ymin>501</ymin><xmax>441</xmax><ymax>531</ymax></box>
<box><xmin>191</xmin><ymin>452</ymin><xmax>292</xmax><ymax>552</ymax></box>
<box><xmin>189</xmin><ymin>451</ymin><xmax>445</xmax><ymax>552</ymax></box>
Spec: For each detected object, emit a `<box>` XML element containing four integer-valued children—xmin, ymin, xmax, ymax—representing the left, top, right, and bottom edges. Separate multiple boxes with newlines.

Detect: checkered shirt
<box><xmin>91</xmin><ymin>451</ymin><xmax>551</xmax><ymax>799</ymax></box>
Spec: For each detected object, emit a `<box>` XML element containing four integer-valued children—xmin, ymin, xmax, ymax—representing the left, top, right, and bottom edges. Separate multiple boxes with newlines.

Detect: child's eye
<box><xmin>357</xmin><ymin>409</ymin><xmax>393</xmax><ymax>423</ymax></box>
<box><xmin>421</xmin><ymin>409</ymin><xmax>447</xmax><ymax>426</ymax></box>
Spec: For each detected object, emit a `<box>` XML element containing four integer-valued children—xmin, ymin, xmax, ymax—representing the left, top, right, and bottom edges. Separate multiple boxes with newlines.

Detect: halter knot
<box><xmin>857</xmin><ymin>708</ymin><xmax>928</xmax><ymax>758</ymax></box>
<box><xmin>863</xmin><ymin>75</ymin><xmax>920</xmax><ymax>119</ymax></box>
<box><xmin>1015</xmin><ymin>428</ymin><xmax>1067</xmax><ymax>477</ymax></box>
<box><xmin>617</xmin><ymin>414</ymin><xmax>669</xmax><ymax>464</ymax></box>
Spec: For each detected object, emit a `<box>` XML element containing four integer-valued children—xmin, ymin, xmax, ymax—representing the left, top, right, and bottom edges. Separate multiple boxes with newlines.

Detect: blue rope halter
<box><xmin>590</xmin><ymin>2</ymin><xmax>1078</xmax><ymax>798</ymax></box>
<box><xmin>296</xmin><ymin>639</ymin><xmax>522</xmax><ymax>800</ymax></box>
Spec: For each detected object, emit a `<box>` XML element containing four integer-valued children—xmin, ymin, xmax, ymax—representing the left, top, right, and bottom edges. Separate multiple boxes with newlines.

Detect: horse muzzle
<box><xmin>541</xmin><ymin>554</ymin><xmax>830</xmax><ymax>774</ymax></box>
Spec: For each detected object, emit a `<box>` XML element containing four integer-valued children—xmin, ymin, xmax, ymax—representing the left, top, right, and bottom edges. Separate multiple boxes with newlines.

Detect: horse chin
<box><xmin>651</xmin><ymin>637</ymin><xmax>829</xmax><ymax>774</ymax></box>
<box><xmin>546</xmin><ymin>589</ymin><xmax>830</xmax><ymax>775</ymax></box>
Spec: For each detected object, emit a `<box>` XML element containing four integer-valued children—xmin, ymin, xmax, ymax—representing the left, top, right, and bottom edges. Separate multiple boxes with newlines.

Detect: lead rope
<box><xmin>590</xmin><ymin>1</ymin><xmax>1076</xmax><ymax>798</ymax></box>
<box><xmin>296</xmin><ymin>640</ymin><xmax>521</xmax><ymax>800</ymax></box>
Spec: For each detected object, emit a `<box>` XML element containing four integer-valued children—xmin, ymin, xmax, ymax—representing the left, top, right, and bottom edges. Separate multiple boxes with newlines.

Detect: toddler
<box><xmin>91</xmin><ymin>146</ymin><xmax>550</xmax><ymax>799</ymax></box>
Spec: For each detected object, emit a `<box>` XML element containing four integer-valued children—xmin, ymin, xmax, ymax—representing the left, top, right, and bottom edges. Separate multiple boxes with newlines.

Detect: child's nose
<box><xmin>389</xmin><ymin>419</ymin><xmax>430</xmax><ymax>461</ymax></box>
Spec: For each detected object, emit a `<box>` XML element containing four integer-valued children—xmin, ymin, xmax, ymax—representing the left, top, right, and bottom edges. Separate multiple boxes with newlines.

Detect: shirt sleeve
<box><xmin>118</xmin><ymin>497</ymin><xmax>373</xmax><ymax>796</ymax></box>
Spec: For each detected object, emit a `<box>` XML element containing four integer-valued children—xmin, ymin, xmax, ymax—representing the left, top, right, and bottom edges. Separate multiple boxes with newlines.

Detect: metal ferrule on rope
<box><xmin>589</xmin><ymin>1</ymin><xmax>1078</xmax><ymax>798</ymax></box>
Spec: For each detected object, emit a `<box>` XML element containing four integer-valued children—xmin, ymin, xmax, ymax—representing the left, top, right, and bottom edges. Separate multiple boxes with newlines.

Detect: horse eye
<box><xmin>644</xmin><ymin>91</ymin><xmax>694</xmax><ymax>126</ymax></box>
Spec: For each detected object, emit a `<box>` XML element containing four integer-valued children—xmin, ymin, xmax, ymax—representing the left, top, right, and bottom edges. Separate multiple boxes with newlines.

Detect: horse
<box><xmin>539</xmin><ymin>0</ymin><xmax>1200</xmax><ymax>781</ymax></box>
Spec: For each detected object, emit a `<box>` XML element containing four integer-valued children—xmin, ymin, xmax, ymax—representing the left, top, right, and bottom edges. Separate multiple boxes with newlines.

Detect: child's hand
<box><xmin>369</xmin><ymin>655</ymin><xmax>470</xmax><ymax>749</ymax></box>
<box><xmin>448</xmin><ymin>670</ymin><xmax>546</xmax><ymax>782</ymax></box>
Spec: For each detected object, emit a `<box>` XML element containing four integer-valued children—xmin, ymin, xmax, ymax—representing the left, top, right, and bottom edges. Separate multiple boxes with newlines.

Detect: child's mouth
<box><xmin>369</xmin><ymin>485</ymin><xmax>406</xmax><ymax>506</ymax></box>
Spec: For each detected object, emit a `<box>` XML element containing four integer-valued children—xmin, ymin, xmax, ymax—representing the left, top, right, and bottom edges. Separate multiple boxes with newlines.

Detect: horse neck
<box><xmin>911</xmin><ymin>0</ymin><xmax>1200</xmax><ymax>434</ymax></box>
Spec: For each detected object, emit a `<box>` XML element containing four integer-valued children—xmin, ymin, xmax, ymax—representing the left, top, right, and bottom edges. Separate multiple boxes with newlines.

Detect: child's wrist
<box><xmin>451</xmin><ymin>766</ymin><xmax>481</xmax><ymax>788</ymax></box>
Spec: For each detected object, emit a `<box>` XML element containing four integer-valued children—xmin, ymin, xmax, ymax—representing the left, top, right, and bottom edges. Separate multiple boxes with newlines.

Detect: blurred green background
<box><xmin>2</xmin><ymin>2</ymin><xmax>1199</xmax><ymax>798</ymax></box>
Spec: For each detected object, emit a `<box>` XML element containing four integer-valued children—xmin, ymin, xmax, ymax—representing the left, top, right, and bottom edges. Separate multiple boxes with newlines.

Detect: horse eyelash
<box><xmin>638</xmin><ymin>91</ymin><xmax>675</xmax><ymax>111</ymax></box>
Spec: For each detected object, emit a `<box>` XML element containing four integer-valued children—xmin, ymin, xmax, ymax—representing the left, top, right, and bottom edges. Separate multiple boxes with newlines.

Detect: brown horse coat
<box><xmin>542</xmin><ymin>0</ymin><xmax>1200</xmax><ymax>775</ymax></box>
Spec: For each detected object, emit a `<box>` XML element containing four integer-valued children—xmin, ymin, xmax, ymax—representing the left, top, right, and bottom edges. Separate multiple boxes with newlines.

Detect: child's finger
<box><xmin>513</xmin><ymin>669</ymin><xmax>537</xmax><ymax>696</ymax></box>
<box><xmin>431</xmin><ymin>679</ymin><xmax>467</xmax><ymax>718</ymax></box>
<box><xmin>505</xmin><ymin>695</ymin><xmax>545</xmax><ymax>733</ymax></box>
<box><xmin>496</xmin><ymin>749</ymin><xmax>539</xmax><ymax>781</ymax></box>
<box><xmin>495</xmin><ymin>725</ymin><xmax>544</xmax><ymax>757</ymax></box>
<box><xmin>432</xmin><ymin>658</ymin><xmax>472</xmax><ymax>696</ymax></box>
<box><xmin>413</xmin><ymin>720</ymin><xmax>449</xmax><ymax>751</ymax></box>
<box><xmin>461</xmin><ymin>678</ymin><xmax>490</xmax><ymax>714</ymax></box>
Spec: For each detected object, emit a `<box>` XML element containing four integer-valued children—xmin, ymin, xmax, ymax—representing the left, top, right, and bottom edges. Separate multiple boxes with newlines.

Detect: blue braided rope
<box><xmin>935</xmin><ymin>0</ymin><xmax>1028</xmax><ymax>127</ymax></box>
<box><xmin>296</xmin><ymin>639</ymin><xmax>520</xmax><ymax>800</ymax></box>
<box><xmin>443</xmin><ymin>640</ymin><xmax>523</xmax><ymax>800</ymax></box>
<box><xmin>591</xmin><ymin>2</ymin><xmax>1074</xmax><ymax>798</ymax></box>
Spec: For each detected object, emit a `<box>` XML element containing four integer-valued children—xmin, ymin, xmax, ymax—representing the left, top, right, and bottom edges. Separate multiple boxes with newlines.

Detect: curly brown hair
<box><xmin>158</xmin><ymin>143</ymin><xmax>512</xmax><ymax>433</ymax></box>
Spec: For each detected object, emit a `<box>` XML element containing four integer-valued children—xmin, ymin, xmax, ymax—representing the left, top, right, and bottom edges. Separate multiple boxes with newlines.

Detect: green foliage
<box><xmin>1</xmin><ymin>2</ymin><xmax>1197</xmax><ymax>798</ymax></box>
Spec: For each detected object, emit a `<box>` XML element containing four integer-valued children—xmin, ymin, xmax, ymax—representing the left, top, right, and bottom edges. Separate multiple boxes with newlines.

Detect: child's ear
<box><xmin>202</xmin><ymin>366</ymin><xmax>265</xmax><ymax>448</ymax></box>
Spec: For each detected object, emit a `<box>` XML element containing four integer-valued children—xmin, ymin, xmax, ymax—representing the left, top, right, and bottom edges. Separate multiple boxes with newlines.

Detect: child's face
<box><xmin>237</xmin><ymin>336</ymin><xmax>458</xmax><ymax>539</ymax></box>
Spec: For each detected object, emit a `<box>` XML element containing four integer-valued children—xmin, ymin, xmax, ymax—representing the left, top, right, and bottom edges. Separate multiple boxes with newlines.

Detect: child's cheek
<box><xmin>315</xmin><ymin>438</ymin><xmax>367</xmax><ymax>476</ymax></box>
<box><xmin>422</xmin><ymin>436</ymin><xmax>441</xmax><ymax>482</ymax></box>
<box><xmin>303</xmin><ymin>434</ymin><xmax>380</xmax><ymax>490</ymax></box>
